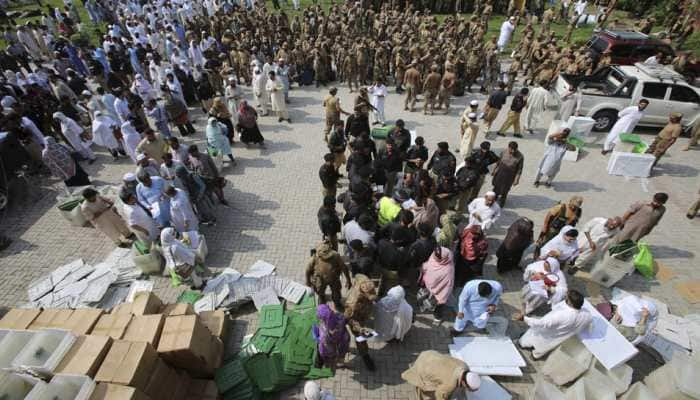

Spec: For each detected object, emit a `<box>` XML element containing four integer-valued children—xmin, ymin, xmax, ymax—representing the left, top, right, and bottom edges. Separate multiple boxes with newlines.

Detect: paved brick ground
<box><xmin>1</xmin><ymin>82</ymin><xmax>698</xmax><ymax>399</ymax></box>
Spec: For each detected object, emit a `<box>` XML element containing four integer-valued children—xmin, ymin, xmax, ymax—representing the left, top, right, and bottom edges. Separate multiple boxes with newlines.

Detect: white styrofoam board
<box><xmin>578</xmin><ymin>301</ymin><xmax>639</xmax><ymax>370</ymax></box>
<box><xmin>452</xmin><ymin>336</ymin><xmax>527</xmax><ymax>367</ymax></box>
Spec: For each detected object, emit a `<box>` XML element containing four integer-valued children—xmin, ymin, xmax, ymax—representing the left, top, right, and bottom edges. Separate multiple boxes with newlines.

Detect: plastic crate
<box><xmin>11</xmin><ymin>329</ymin><xmax>77</xmax><ymax>377</ymax></box>
<box><xmin>0</xmin><ymin>330</ymin><xmax>35</xmax><ymax>369</ymax></box>
<box><xmin>0</xmin><ymin>372</ymin><xmax>42</xmax><ymax>400</ymax></box>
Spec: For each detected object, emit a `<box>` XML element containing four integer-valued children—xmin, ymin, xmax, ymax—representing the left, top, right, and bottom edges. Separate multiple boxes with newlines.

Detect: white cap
<box><xmin>136</xmin><ymin>153</ymin><xmax>147</xmax><ymax>161</ymax></box>
<box><xmin>470</xmin><ymin>100</ymin><xmax>478</xmax><ymax>106</ymax></box>
<box><xmin>485</xmin><ymin>191</ymin><xmax>496</xmax><ymax>198</ymax></box>
<box><xmin>466</xmin><ymin>372</ymin><xmax>481</xmax><ymax>390</ymax></box>
<box><xmin>1</xmin><ymin>96</ymin><xmax>16</xmax><ymax>108</ymax></box>
<box><xmin>123</xmin><ymin>172</ymin><xmax>136</xmax><ymax>182</ymax></box>
<box><xmin>467</xmin><ymin>112</ymin><xmax>477</xmax><ymax>119</ymax></box>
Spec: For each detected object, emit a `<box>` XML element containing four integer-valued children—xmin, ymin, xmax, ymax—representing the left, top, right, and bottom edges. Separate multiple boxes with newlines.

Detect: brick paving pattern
<box><xmin>1</xmin><ymin>84</ymin><xmax>698</xmax><ymax>399</ymax></box>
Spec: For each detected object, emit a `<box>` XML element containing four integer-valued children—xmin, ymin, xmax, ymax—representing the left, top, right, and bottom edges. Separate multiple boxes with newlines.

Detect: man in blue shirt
<box><xmin>452</xmin><ymin>279</ymin><xmax>503</xmax><ymax>335</ymax></box>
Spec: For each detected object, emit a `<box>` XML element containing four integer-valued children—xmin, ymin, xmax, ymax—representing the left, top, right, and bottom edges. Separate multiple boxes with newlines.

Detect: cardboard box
<box><xmin>90</xmin><ymin>383</ymin><xmax>151</xmax><ymax>400</ymax></box>
<box><xmin>159</xmin><ymin>303</ymin><xmax>194</xmax><ymax>317</ymax></box>
<box><xmin>62</xmin><ymin>308</ymin><xmax>104</xmax><ymax>335</ymax></box>
<box><xmin>199</xmin><ymin>310</ymin><xmax>229</xmax><ymax>342</ymax></box>
<box><xmin>207</xmin><ymin>336</ymin><xmax>224</xmax><ymax>372</ymax></box>
<box><xmin>157</xmin><ymin>315</ymin><xmax>215</xmax><ymax>376</ymax></box>
<box><xmin>56</xmin><ymin>335</ymin><xmax>113</xmax><ymax>377</ymax></box>
<box><xmin>0</xmin><ymin>308</ymin><xmax>42</xmax><ymax>329</ymax></box>
<box><xmin>122</xmin><ymin>315</ymin><xmax>165</xmax><ymax>347</ymax></box>
<box><xmin>186</xmin><ymin>380</ymin><xmax>219</xmax><ymax>400</ymax></box>
<box><xmin>144</xmin><ymin>358</ymin><xmax>176</xmax><ymax>400</ymax></box>
<box><xmin>92</xmin><ymin>314</ymin><xmax>133</xmax><ymax>339</ymax></box>
<box><xmin>132</xmin><ymin>292</ymin><xmax>163</xmax><ymax>316</ymax></box>
<box><xmin>28</xmin><ymin>308</ymin><xmax>74</xmax><ymax>330</ymax></box>
<box><xmin>95</xmin><ymin>340</ymin><xmax>158</xmax><ymax>391</ymax></box>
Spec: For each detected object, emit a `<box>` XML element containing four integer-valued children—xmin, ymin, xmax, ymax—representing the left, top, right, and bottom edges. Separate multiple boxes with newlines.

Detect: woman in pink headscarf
<box><xmin>418</xmin><ymin>244</ymin><xmax>455</xmax><ymax>321</ymax></box>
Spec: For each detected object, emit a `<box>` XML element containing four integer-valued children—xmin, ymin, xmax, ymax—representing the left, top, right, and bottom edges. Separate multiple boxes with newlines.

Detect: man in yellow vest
<box><xmin>378</xmin><ymin>190</ymin><xmax>408</xmax><ymax>226</ymax></box>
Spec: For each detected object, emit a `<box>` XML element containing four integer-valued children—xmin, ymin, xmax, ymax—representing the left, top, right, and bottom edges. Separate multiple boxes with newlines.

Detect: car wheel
<box><xmin>592</xmin><ymin>110</ymin><xmax>618</xmax><ymax>132</ymax></box>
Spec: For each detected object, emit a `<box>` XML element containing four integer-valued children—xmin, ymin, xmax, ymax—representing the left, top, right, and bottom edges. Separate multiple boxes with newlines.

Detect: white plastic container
<box><xmin>11</xmin><ymin>329</ymin><xmax>76</xmax><ymax>377</ymax></box>
<box><xmin>0</xmin><ymin>330</ymin><xmax>35</xmax><ymax>369</ymax></box>
<box><xmin>0</xmin><ymin>372</ymin><xmax>42</xmax><ymax>400</ymax></box>
<box><xmin>25</xmin><ymin>374</ymin><xmax>94</xmax><ymax>400</ymax></box>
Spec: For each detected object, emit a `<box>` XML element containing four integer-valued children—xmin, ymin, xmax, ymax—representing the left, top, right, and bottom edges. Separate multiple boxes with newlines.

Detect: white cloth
<box><xmin>524</xmin><ymin>86</ymin><xmax>549</xmax><ymax>130</ymax></box>
<box><xmin>616</xmin><ymin>295</ymin><xmax>658</xmax><ymax>344</ymax></box>
<box><xmin>20</xmin><ymin>117</ymin><xmax>47</xmax><ymax>147</ymax></box>
<box><xmin>341</xmin><ymin>220</ymin><xmax>374</xmax><ymax>246</ymax></box>
<box><xmin>92</xmin><ymin>114</ymin><xmax>120</xmax><ymax>150</ymax></box>
<box><xmin>604</xmin><ymin>106</ymin><xmax>645</xmax><ymax>151</ymax></box>
<box><xmin>497</xmin><ymin>21</ymin><xmax>515</xmax><ymax>49</ymax></box>
<box><xmin>540</xmin><ymin>225</ymin><xmax>580</xmax><ymax>263</ymax></box>
<box><xmin>520</xmin><ymin>301</ymin><xmax>592</xmax><ymax>358</ymax></box>
<box><xmin>374</xmin><ymin>286</ymin><xmax>413</xmax><ymax>341</ymax></box>
<box><xmin>466</xmin><ymin>198</ymin><xmax>501</xmax><ymax>232</ymax></box>
<box><xmin>170</xmin><ymin>187</ymin><xmax>199</xmax><ymax>233</ymax></box>
<box><xmin>575</xmin><ymin>218</ymin><xmax>618</xmax><ymax>267</ymax></box>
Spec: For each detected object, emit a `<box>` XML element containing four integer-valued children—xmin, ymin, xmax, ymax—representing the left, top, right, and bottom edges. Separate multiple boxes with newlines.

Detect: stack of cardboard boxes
<box><xmin>0</xmin><ymin>292</ymin><xmax>229</xmax><ymax>400</ymax></box>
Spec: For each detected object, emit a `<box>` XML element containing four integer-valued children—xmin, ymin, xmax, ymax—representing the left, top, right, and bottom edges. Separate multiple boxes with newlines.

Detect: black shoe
<box><xmin>362</xmin><ymin>355</ymin><xmax>376</xmax><ymax>371</ymax></box>
<box><xmin>278</xmin><ymin>118</ymin><xmax>283</xmax><ymax>122</ymax></box>
<box><xmin>514</xmin><ymin>133</ymin><xmax>523</xmax><ymax>138</ymax></box>
<box><xmin>527</xmin><ymin>129</ymin><xmax>534</xmax><ymax>135</ymax></box>
<box><xmin>534</xmin><ymin>181</ymin><xmax>540</xmax><ymax>188</ymax></box>
<box><xmin>687</xmin><ymin>214</ymin><xmax>696</xmax><ymax>219</ymax></box>
<box><xmin>449</xmin><ymin>329</ymin><xmax>462</xmax><ymax>337</ymax></box>
<box><xmin>496</xmin><ymin>132</ymin><xmax>506</xmax><ymax>137</ymax></box>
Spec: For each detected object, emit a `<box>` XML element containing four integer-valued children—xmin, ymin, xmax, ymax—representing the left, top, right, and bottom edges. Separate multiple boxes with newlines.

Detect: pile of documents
<box><xmin>198</xmin><ymin>261</ymin><xmax>311</xmax><ymax>312</ymax></box>
<box><xmin>215</xmin><ymin>293</ymin><xmax>331</xmax><ymax>397</ymax></box>
<box><xmin>27</xmin><ymin>248</ymin><xmax>142</xmax><ymax>309</ymax></box>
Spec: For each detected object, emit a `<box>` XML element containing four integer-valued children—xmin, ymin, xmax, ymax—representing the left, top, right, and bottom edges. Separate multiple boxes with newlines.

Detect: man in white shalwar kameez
<box><xmin>602</xmin><ymin>99</ymin><xmax>648</xmax><ymax>154</ymax></box>
<box><xmin>92</xmin><ymin>111</ymin><xmax>122</xmax><ymax>160</ymax></box>
<box><xmin>253</xmin><ymin>68</ymin><xmax>269</xmax><ymax>115</ymax></box>
<box><xmin>534</xmin><ymin>128</ymin><xmax>571</xmax><ymax>187</ymax></box>
<box><xmin>267</xmin><ymin>71</ymin><xmax>290</xmax><ymax>123</ymax></box>
<box><xmin>166</xmin><ymin>186</ymin><xmax>198</xmax><ymax>233</ymax></box>
<box><xmin>524</xmin><ymin>83</ymin><xmax>550</xmax><ymax>133</ymax></box>
<box><xmin>573</xmin><ymin>216</ymin><xmax>621</xmax><ymax>269</ymax></box>
<box><xmin>121</xmin><ymin>120</ymin><xmax>142</xmax><ymax>163</ymax></box>
<box><xmin>516</xmin><ymin>290</ymin><xmax>592</xmax><ymax>359</ymax></box>
<box><xmin>611</xmin><ymin>294</ymin><xmax>658</xmax><ymax>345</ymax></box>
<box><xmin>53</xmin><ymin>112</ymin><xmax>96</xmax><ymax>162</ymax></box>
<box><xmin>368</xmin><ymin>81</ymin><xmax>388</xmax><ymax>126</ymax></box>
<box><xmin>374</xmin><ymin>285</ymin><xmax>413</xmax><ymax>342</ymax></box>
<box><xmin>557</xmin><ymin>84</ymin><xmax>582</xmax><ymax>122</ymax></box>
<box><xmin>466</xmin><ymin>192</ymin><xmax>501</xmax><ymax>233</ymax></box>
<box><xmin>497</xmin><ymin>17</ymin><xmax>516</xmax><ymax>51</ymax></box>
<box><xmin>452</xmin><ymin>279</ymin><xmax>503</xmax><ymax>334</ymax></box>
<box><xmin>460</xmin><ymin>112</ymin><xmax>479</xmax><ymax>156</ymax></box>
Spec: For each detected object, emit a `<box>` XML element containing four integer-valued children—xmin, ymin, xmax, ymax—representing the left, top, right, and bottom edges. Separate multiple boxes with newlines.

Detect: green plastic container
<box><xmin>370</xmin><ymin>125</ymin><xmax>396</xmax><ymax>140</ymax></box>
<box><xmin>566</xmin><ymin>136</ymin><xmax>585</xmax><ymax>149</ymax></box>
<box><xmin>619</xmin><ymin>133</ymin><xmax>642</xmax><ymax>143</ymax></box>
<box><xmin>57</xmin><ymin>198</ymin><xmax>83</xmax><ymax>211</ymax></box>
<box><xmin>632</xmin><ymin>142</ymin><xmax>648</xmax><ymax>154</ymax></box>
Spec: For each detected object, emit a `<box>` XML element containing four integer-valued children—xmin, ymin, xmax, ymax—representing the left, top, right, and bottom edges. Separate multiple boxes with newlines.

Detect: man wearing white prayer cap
<box><xmin>466</xmin><ymin>191</ymin><xmax>501</xmax><ymax>233</ymax></box>
<box><xmin>459</xmin><ymin>109</ymin><xmax>480</xmax><ymax>156</ymax></box>
<box><xmin>403</xmin><ymin>350</ymin><xmax>481</xmax><ymax>399</ymax></box>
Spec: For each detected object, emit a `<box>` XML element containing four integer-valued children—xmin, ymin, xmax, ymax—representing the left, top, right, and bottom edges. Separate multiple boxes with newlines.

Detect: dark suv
<box><xmin>586</xmin><ymin>30</ymin><xmax>675</xmax><ymax>65</ymax></box>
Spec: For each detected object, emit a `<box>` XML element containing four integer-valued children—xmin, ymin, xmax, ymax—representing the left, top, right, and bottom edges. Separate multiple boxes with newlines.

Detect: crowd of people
<box><xmin>0</xmin><ymin>0</ymin><xmax>698</xmax><ymax>398</ymax></box>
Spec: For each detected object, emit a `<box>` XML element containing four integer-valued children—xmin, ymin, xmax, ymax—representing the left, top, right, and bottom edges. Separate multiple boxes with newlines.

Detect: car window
<box><xmin>642</xmin><ymin>83</ymin><xmax>669</xmax><ymax>99</ymax></box>
<box><xmin>632</xmin><ymin>46</ymin><xmax>658</xmax><ymax>60</ymax></box>
<box><xmin>610</xmin><ymin>44</ymin><xmax>634</xmax><ymax>57</ymax></box>
<box><xmin>590</xmin><ymin>37</ymin><xmax>609</xmax><ymax>53</ymax></box>
<box><xmin>670</xmin><ymin>86</ymin><xmax>700</xmax><ymax>103</ymax></box>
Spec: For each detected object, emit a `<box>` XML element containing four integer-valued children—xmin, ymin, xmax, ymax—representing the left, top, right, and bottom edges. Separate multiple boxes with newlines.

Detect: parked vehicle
<box><xmin>554</xmin><ymin>63</ymin><xmax>700</xmax><ymax>132</ymax></box>
<box><xmin>586</xmin><ymin>30</ymin><xmax>699</xmax><ymax>81</ymax></box>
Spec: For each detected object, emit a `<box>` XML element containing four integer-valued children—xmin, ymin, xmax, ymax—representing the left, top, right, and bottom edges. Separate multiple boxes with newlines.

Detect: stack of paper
<box><xmin>448</xmin><ymin>336</ymin><xmax>526</xmax><ymax>377</ymax></box>
<box><xmin>27</xmin><ymin>248</ymin><xmax>144</xmax><ymax>309</ymax></box>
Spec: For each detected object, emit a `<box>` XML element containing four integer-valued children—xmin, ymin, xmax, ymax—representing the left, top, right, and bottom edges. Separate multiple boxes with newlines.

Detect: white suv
<box><xmin>554</xmin><ymin>63</ymin><xmax>700</xmax><ymax>132</ymax></box>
